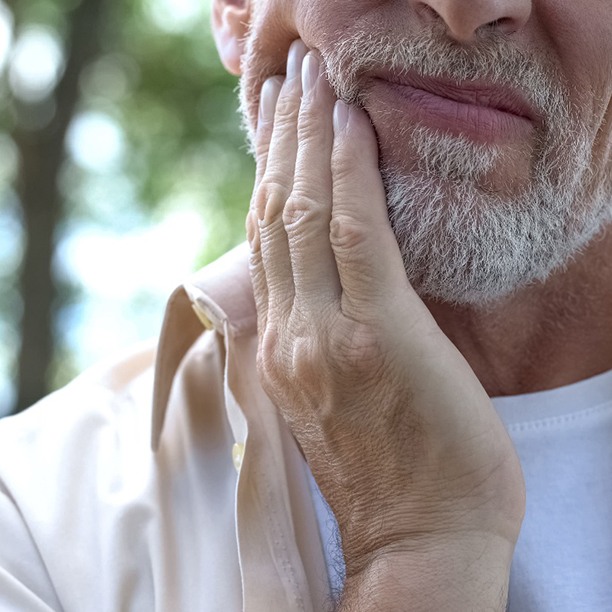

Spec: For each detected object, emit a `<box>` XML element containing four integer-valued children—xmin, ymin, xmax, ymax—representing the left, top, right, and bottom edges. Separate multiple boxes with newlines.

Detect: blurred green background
<box><xmin>0</xmin><ymin>0</ymin><xmax>254</xmax><ymax>417</ymax></box>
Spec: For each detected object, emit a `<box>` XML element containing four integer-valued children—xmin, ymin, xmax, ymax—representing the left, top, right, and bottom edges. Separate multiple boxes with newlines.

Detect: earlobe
<box><xmin>212</xmin><ymin>0</ymin><xmax>250</xmax><ymax>76</ymax></box>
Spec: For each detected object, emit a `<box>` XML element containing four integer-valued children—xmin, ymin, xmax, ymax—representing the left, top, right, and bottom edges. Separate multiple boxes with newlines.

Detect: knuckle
<box><xmin>255</xmin><ymin>140</ymin><xmax>271</xmax><ymax>168</ymax></box>
<box><xmin>255</xmin><ymin>179</ymin><xmax>289</xmax><ymax>222</ymax></box>
<box><xmin>258</xmin><ymin>314</ymin><xmax>327</xmax><ymax>404</ymax></box>
<box><xmin>330</xmin><ymin>214</ymin><xmax>370</xmax><ymax>253</ymax></box>
<box><xmin>249</xmin><ymin>257</ymin><xmax>266</xmax><ymax>290</ymax></box>
<box><xmin>274</xmin><ymin>93</ymin><xmax>299</xmax><ymax>125</ymax></box>
<box><xmin>257</xmin><ymin>327</ymin><xmax>282</xmax><ymax>385</ymax></box>
<box><xmin>297</xmin><ymin>110</ymin><xmax>323</xmax><ymax>142</ymax></box>
<box><xmin>282</xmin><ymin>194</ymin><xmax>321</xmax><ymax>229</ymax></box>
<box><xmin>329</xmin><ymin>321</ymin><xmax>384</xmax><ymax>377</ymax></box>
<box><xmin>290</xmin><ymin>334</ymin><xmax>323</xmax><ymax>385</ymax></box>
<box><xmin>331</xmin><ymin>149</ymin><xmax>358</xmax><ymax>184</ymax></box>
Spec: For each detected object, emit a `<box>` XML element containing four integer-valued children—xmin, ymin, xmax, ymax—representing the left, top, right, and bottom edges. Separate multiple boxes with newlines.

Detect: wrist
<box><xmin>339</xmin><ymin>531</ymin><xmax>516</xmax><ymax>612</ymax></box>
<box><xmin>335</xmin><ymin>450</ymin><xmax>525</xmax><ymax>581</ymax></box>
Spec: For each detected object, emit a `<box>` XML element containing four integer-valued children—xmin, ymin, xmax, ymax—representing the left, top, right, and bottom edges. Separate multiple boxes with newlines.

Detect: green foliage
<box><xmin>0</xmin><ymin>0</ymin><xmax>255</xmax><ymax>411</ymax></box>
<box><xmin>80</xmin><ymin>0</ymin><xmax>254</xmax><ymax>226</ymax></box>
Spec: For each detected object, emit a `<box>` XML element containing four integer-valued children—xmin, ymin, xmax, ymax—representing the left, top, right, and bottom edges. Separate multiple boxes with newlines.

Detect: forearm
<box><xmin>337</xmin><ymin>534</ymin><xmax>514</xmax><ymax>612</ymax></box>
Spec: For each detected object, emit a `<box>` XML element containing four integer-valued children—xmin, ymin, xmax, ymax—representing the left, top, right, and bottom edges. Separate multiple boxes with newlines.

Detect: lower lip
<box><xmin>372</xmin><ymin>79</ymin><xmax>534</xmax><ymax>143</ymax></box>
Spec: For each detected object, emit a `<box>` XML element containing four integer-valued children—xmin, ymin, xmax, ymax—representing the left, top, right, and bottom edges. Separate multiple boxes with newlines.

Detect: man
<box><xmin>1</xmin><ymin>0</ymin><xmax>611</xmax><ymax>609</ymax></box>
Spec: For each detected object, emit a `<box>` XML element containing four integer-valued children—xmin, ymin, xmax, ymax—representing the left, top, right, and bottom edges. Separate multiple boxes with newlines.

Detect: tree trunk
<box><xmin>14</xmin><ymin>0</ymin><xmax>107</xmax><ymax>413</ymax></box>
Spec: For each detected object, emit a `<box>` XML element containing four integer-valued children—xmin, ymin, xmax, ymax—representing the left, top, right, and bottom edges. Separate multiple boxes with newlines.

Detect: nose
<box><xmin>416</xmin><ymin>0</ymin><xmax>532</xmax><ymax>42</ymax></box>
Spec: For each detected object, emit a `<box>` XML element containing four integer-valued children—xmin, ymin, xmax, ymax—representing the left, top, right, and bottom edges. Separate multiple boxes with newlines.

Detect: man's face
<box><xmin>239</xmin><ymin>0</ymin><xmax>612</xmax><ymax>304</ymax></box>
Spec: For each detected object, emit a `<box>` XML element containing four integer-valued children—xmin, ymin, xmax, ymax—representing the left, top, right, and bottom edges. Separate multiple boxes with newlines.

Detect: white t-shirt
<box><xmin>310</xmin><ymin>370</ymin><xmax>612</xmax><ymax>611</ymax></box>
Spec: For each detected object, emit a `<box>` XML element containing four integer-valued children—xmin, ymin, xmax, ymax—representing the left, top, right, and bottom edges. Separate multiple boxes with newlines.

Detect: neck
<box><xmin>424</xmin><ymin>226</ymin><xmax>612</xmax><ymax>397</ymax></box>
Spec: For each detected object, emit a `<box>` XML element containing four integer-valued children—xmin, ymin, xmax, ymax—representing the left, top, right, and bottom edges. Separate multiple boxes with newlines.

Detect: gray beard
<box><xmin>380</xmin><ymin>125</ymin><xmax>609</xmax><ymax>305</ymax></box>
<box><xmin>240</xmin><ymin>28</ymin><xmax>612</xmax><ymax>305</ymax></box>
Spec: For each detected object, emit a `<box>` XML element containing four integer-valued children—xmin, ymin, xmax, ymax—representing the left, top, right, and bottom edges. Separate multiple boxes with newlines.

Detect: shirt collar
<box><xmin>150</xmin><ymin>242</ymin><xmax>256</xmax><ymax>450</ymax></box>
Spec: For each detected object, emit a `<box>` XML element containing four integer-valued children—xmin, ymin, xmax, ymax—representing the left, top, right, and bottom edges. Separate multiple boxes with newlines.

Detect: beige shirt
<box><xmin>0</xmin><ymin>243</ymin><xmax>332</xmax><ymax>611</ymax></box>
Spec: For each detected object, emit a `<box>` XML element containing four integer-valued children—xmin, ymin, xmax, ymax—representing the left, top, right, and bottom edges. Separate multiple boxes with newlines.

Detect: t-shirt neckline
<box><xmin>491</xmin><ymin>369</ymin><xmax>612</xmax><ymax>427</ymax></box>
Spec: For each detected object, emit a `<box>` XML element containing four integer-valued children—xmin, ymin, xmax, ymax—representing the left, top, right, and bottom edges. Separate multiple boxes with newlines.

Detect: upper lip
<box><xmin>373</xmin><ymin>70</ymin><xmax>538</xmax><ymax>122</ymax></box>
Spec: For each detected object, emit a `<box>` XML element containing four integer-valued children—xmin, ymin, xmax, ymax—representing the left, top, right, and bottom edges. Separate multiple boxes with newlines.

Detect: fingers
<box><xmin>254</xmin><ymin>76</ymin><xmax>283</xmax><ymax>190</ymax></box>
<box><xmin>249</xmin><ymin>40</ymin><xmax>308</xmax><ymax>334</ymax></box>
<box><xmin>250</xmin><ymin>38</ymin><xmax>417</xmax><ymax>339</ymax></box>
<box><xmin>248</xmin><ymin>77</ymin><xmax>283</xmax><ymax>329</ymax></box>
<box><xmin>330</xmin><ymin>103</ymin><xmax>416</xmax><ymax>319</ymax></box>
<box><xmin>284</xmin><ymin>53</ymin><xmax>341</xmax><ymax>310</ymax></box>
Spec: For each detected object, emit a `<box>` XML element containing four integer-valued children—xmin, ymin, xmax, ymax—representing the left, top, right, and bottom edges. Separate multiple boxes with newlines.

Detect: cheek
<box><xmin>242</xmin><ymin>0</ymin><xmax>384</xmax><ymax>129</ymax></box>
<box><xmin>537</xmin><ymin>1</ymin><xmax>612</xmax><ymax>176</ymax></box>
<box><xmin>540</xmin><ymin>2</ymin><xmax>612</xmax><ymax>125</ymax></box>
<box><xmin>598</xmin><ymin>98</ymin><xmax>612</xmax><ymax>191</ymax></box>
<box><xmin>595</xmin><ymin>79</ymin><xmax>612</xmax><ymax>180</ymax></box>
<box><xmin>240</xmin><ymin>1</ymin><xmax>298</xmax><ymax>132</ymax></box>
<box><xmin>573</xmin><ymin>17</ymin><xmax>612</xmax><ymax>179</ymax></box>
<box><xmin>295</xmin><ymin>1</ymin><xmax>402</xmax><ymax>54</ymax></box>
<box><xmin>296</xmin><ymin>3</ymin><xmax>358</xmax><ymax>45</ymax></box>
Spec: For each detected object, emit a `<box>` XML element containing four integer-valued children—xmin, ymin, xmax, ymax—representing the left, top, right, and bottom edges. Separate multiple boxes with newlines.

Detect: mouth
<box><xmin>369</xmin><ymin>71</ymin><xmax>537</xmax><ymax>143</ymax></box>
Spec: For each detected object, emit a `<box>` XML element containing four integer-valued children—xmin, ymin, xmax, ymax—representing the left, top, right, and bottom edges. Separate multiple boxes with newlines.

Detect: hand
<box><xmin>247</xmin><ymin>39</ymin><xmax>525</xmax><ymax>604</ymax></box>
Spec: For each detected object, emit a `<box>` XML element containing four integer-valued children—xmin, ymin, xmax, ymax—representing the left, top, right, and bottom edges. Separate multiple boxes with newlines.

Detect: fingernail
<box><xmin>259</xmin><ymin>77</ymin><xmax>282</xmax><ymax>124</ymax></box>
<box><xmin>302</xmin><ymin>53</ymin><xmax>319</xmax><ymax>95</ymax></box>
<box><xmin>333</xmin><ymin>100</ymin><xmax>350</xmax><ymax>133</ymax></box>
<box><xmin>286</xmin><ymin>39</ymin><xmax>307</xmax><ymax>81</ymax></box>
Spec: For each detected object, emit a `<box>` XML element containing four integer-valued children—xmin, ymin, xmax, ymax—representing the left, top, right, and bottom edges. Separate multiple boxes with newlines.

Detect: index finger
<box><xmin>330</xmin><ymin>102</ymin><xmax>420</xmax><ymax>319</ymax></box>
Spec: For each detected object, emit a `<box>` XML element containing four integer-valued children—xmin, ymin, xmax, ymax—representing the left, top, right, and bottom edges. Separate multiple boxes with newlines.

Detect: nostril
<box><xmin>483</xmin><ymin>16</ymin><xmax>517</xmax><ymax>34</ymax></box>
<box><xmin>414</xmin><ymin>1</ymin><xmax>531</xmax><ymax>41</ymax></box>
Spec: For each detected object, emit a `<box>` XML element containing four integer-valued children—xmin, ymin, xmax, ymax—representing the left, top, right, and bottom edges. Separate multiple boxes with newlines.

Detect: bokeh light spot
<box><xmin>9</xmin><ymin>25</ymin><xmax>64</xmax><ymax>103</ymax></box>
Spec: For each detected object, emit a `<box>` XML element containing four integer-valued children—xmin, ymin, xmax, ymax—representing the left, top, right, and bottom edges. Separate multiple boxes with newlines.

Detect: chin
<box><xmin>375</xmin><ymin>122</ymin><xmax>535</xmax><ymax>201</ymax></box>
<box><xmin>380</xmin><ymin>149</ymin><xmax>611</xmax><ymax>306</ymax></box>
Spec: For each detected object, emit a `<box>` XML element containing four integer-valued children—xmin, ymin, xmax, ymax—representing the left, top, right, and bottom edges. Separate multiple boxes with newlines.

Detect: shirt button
<box><xmin>191</xmin><ymin>304</ymin><xmax>214</xmax><ymax>330</ymax></box>
<box><xmin>232</xmin><ymin>443</ymin><xmax>245</xmax><ymax>472</ymax></box>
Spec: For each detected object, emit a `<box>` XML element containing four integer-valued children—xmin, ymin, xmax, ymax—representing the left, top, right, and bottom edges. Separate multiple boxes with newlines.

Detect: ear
<box><xmin>212</xmin><ymin>0</ymin><xmax>250</xmax><ymax>76</ymax></box>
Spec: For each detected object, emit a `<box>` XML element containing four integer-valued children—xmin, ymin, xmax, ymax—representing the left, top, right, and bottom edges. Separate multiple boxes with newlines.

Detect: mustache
<box><xmin>320</xmin><ymin>29</ymin><xmax>571</xmax><ymax>122</ymax></box>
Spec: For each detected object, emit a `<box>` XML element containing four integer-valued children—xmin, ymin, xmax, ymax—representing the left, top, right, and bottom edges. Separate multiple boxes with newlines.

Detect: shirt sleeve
<box><xmin>0</xmin><ymin>345</ymin><xmax>158</xmax><ymax>612</ymax></box>
<box><xmin>0</xmin><ymin>487</ymin><xmax>62</xmax><ymax>611</ymax></box>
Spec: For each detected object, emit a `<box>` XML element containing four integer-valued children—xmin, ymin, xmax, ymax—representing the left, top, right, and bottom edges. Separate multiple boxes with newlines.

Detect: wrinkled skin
<box><xmin>240</xmin><ymin>0</ymin><xmax>612</xmax><ymax>198</ymax></box>
<box><xmin>247</xmin><ymin>42</ymin><xmax>525</xmax><ymax>607</ymax></box>
<box><xmin>212</xmin><ymin>0</ymin><xmax>612</xmax><ymax>608</ymax></box>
